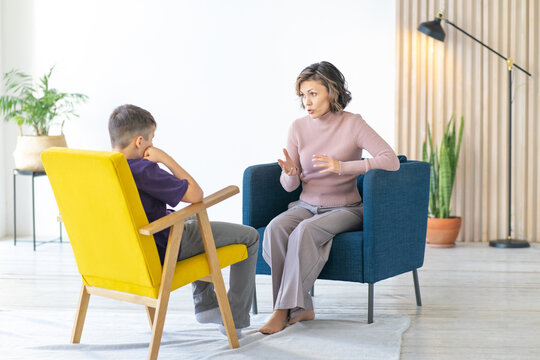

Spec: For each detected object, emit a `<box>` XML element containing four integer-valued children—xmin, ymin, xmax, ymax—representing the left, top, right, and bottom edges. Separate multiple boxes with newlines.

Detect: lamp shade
<box><xmin>418</xmin><ymin>17</ymin><xmax>445</xmax><ymax>42</ymax></box>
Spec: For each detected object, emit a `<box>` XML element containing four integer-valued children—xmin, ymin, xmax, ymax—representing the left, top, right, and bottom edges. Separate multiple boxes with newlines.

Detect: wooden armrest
<box><xmin>138</xmin><ymin>185</ymin><xmax>239</xmax><ymax>236</ymax></box>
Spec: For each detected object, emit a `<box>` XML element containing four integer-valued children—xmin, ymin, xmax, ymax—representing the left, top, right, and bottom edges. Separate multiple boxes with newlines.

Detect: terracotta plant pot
<box><xmin>426</xmin><ymin>217</ymin><xmax>462</xmax><ymax>248</ymax></box>
<box><xmin>13</xmin><ymin>135</ymin><xmax>67</xmax><ymax>172</ymax></box>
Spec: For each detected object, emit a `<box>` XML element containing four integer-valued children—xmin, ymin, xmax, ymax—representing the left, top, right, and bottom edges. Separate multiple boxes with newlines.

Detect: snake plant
<box><xmin>422</xmin><ymin>114</ymin><xmax>464</xmax><ymax>218</ymax></box>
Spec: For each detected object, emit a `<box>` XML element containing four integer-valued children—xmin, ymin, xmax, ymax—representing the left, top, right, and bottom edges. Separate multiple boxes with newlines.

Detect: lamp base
<box><xmin>489</xmin><ymin>238</ymin><xmax>530</xmax><ymax>248</ymax></box>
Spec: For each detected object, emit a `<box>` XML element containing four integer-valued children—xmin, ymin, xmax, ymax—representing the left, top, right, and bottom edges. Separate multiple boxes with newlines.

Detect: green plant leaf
<box><xmin>0</xmin><ymin>66</ymin><xmax>88</xmax><ymax>135</ymax></box>
<box><xmin>424</xmin><ymin>114</ymin><xmax>464</xmax><ymax>218</ymax></box>
<box><xmin>439</xmin><ymin>141</ymin><xmax>452</xmax><ymax>218</ymax></box>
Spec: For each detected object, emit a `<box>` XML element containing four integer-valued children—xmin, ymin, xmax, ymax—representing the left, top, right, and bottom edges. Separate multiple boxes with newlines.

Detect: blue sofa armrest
<box><xmin>362</xmin><ymin>160</ymin><xmax>430</xmax><ymax>283</ymax></box>
<box><xmin>242</xmin><ymin>162</ymin><xmax>302</xmax><ymax>229</ymax></box>
<box><xmin>357</xmin><ymin>155</ymin><xmax>408</xmax><ymax>197</ymax></box>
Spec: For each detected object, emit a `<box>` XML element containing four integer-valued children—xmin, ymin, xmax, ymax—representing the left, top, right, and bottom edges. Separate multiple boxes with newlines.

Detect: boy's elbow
<box><xmin>194</xmin><ymin>189</ymin><xmax>204</xmax><ymax>202</ymax></box>
<box><xmin>191</xmin><ymin>187</ymin><xmax>204</xmax><ymax>203</ymax></box>
<box><xmin>182</xmin><ymin>188</ymin><xmax>204</xmax><ymax>203</ymax></box>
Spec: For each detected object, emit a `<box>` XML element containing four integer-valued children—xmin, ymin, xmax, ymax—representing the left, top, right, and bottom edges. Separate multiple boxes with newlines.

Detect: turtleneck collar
<box><xmin>313</xmin><ymin>111</ymin><xmax>339</xmax><ymax>122</ymax></box>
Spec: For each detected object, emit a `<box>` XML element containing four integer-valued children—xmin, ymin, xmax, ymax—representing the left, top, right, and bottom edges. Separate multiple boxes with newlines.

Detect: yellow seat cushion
<box><xmin>171</xmin><ymin>244</ymin><xmax>247</xmax><ymax>291</ymax></box>
<box><xmin>83</xmin><ymin>243</ymin><xmax>247</xmax><ymax>298</ymax></box>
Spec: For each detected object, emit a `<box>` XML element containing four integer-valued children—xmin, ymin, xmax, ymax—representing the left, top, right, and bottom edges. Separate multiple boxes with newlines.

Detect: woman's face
<box><xmin>299</xmin><ymin>80</ymin><xmax>331</xmax><ymax>119</ymax></box>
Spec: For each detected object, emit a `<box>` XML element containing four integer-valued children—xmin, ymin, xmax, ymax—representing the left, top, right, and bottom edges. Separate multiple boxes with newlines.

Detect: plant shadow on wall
<box><xmin>422</xmin><ymin>114</ymin><xmax>464</xmax><ymax>248</ymax></box>
<box><xmin>0</xmin><ymin>66</ymin><xmax>88</xmax><ymax>171</ymax></box>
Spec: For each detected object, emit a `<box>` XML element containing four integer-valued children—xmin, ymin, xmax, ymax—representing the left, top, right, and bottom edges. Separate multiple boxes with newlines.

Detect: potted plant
<box><xmin>422</xmin><ymin>114</ymin><xmax>464</xmax><ymax>248</ymax></box>
<box><xmin>0</xmin><ymin>66</ymin><xmax>88</xmax><ymax>171</ymax></box>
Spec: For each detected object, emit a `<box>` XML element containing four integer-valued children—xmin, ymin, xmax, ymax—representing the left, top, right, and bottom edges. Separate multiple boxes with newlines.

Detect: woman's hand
<box><xmin>312</xmin><ymin>154</ymin><xmax>341</xmax><ymax>174</ymax></box>
<box><xmin>278</xmin><ymin>148</ymin><xmax>298</xmax><ymax>176</ymax></box>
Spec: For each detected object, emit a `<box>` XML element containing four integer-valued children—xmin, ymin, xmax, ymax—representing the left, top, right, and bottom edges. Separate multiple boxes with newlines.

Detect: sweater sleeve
<box><xmin>339</xmin><ymin>119</ymin><xmax>400</xmax><ymax>176</ymax></box>
<box><xmin>280</xmin><ymin>122</ymin><xmax>301</xmax><ymax>192</ymax></box>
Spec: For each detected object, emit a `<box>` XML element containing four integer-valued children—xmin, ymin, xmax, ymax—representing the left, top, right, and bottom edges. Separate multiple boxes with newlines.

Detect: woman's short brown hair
<box><xmin>295</xmin><ymin>61</ymin><xmax>352</xmax><ymax>113</ymax></box>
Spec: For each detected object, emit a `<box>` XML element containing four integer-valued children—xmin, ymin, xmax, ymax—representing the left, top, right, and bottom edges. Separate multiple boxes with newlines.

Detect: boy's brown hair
<box><xmin>108</xmin><ymin>104</ymin><xmax>156</xmax><ymax>148</ymax></box>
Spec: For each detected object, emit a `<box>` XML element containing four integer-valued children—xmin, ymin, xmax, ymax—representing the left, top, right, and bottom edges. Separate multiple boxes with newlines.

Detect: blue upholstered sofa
<box><xmin>242</xmin><ymin>156</ymin><xmax>430</xmax><ymax>323</ymax></box>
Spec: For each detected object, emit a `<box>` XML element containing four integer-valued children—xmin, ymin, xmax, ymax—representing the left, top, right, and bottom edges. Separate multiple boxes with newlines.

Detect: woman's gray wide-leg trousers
<box><xmin>263</xmin><ymin>200</ymin><xmax>363</xmax><ymax>318</ymax></box>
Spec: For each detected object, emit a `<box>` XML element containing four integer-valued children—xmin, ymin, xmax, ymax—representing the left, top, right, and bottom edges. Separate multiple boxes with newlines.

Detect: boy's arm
<box><xmin>144</xmin><ymin>147</ymin><xmax>204</xmax><ymax>203</ymax></box>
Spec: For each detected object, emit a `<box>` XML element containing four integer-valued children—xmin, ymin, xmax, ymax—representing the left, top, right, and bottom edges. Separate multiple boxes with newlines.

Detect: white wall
<box><xmin>0</xmin><ymin>0</ymin><xmax>5</xmax><ymax>238</ymax></box>
<box><xmin>2</xmin><ymin>0</ymin><xmax>38</xmax><ymax>239</ymax></box>
<box><xmin>1</xmin><ymin>0</ymin><xmax>396</xmax><ymax>237</ymax></box>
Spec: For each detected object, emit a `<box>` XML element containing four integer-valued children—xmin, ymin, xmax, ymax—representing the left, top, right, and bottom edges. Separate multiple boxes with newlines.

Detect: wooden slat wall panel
<box><xmin>528</xmin><ymin>0</ymin><xmax>540</xmax><ymax>240</ymax></box>
<box><xmin>396</xmin><ymin>0</ymin><xmax>539</xmax><ymax>242</ymax></box>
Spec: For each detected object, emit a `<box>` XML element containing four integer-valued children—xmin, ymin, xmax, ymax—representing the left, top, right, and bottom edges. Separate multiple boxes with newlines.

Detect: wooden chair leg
<box><xmin>212</xmin><ymin>269</ymin><xmax>239</xmax><ymax>348</ymax></box>
<box><xmin>148</xmin><ymin>300</ymin><xmax>171</xmax><ymax>360</ymax></box>
<box><xmin>367</xmin><ymin>283</ymin><xmax>374</xmax><ymax>324</ymax></box>
<box><xmin>197</xmin><ymin>210</ymin><xmax>239</xmax><ymax>349</ymax></box>
<box><xmin>148</xmin><ymin>222</ymin><xmax>184</xmax><ymax>360</ymax></box>
<box><xmin>412</xmin><ymin>269</ymin><xmax>422</xmax><ymax>306</ymax></box>
<box><xmin>71</xmin><ymin>285</ymin><xmax>90</xmax><ymax>343</ymax></box>
<box><xmin>146</xmin><ymin>306</ymin><xmax>156</xmax><ymax>329</ymax></box>
<box><xmin>251</xmin><ymin>287</ymin><xmax>258</xmax><ymax>314</ymax></box>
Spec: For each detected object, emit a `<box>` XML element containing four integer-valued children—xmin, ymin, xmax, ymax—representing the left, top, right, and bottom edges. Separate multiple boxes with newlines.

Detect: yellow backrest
<box><xmin>42</xmin><ymin>148</ymin><xmax>163</xmax><ymax>298</ymax></box>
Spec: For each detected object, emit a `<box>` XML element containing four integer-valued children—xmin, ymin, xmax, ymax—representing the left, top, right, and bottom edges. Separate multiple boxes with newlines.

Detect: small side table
<box><xmin>13</xmin><ymin>169</ymin><xmax>63</xmax><ymax>251</ymax></box>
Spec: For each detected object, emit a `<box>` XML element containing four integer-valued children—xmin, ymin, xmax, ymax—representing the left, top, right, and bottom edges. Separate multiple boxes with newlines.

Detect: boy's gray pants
<box><xmin>263</xmin><ymin>200</ymin><xmax>363</xmax><ymax>319</ymax></box>
<box><xmin>178</xmin><ymin>220</ymin><xmax>259</xmax><ymax>329</ymax></box>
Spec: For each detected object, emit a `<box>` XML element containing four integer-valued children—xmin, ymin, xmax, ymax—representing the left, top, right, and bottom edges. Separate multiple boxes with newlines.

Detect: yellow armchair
<box><xmin>42</xmin><ymin>147</ymin><xmax>247</xmax><ymax>360</ymax></box>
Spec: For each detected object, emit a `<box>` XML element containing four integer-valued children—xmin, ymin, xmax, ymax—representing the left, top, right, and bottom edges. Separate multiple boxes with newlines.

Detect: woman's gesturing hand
<box><xmin>278</xmin><ymin>148</ymin><xmax>299</xmax><ymax>176</ymax></box>
<box><xmin>312</xmin><ymin>154</ymin><xmax>341</xmax><ymax>174</ymax></box>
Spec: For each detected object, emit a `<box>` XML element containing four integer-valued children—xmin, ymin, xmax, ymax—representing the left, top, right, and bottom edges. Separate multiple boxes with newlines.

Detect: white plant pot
<box><xmin>13</xmin><ymin>135</ymin><xmax>67</xmax><ymax>172</ymax></box>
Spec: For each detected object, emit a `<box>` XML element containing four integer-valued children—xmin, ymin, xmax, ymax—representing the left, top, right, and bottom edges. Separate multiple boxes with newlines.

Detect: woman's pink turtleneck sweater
<box><xmin>280</xmin><ymin>111</ymin><xmax>400</xmax><ymax>206</ymax></box>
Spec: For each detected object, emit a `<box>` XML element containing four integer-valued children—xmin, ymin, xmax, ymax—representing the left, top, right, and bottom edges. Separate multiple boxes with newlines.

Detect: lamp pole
<box><xmin>418</xmin><ymin>12</ymin><xmax>532</xmax><ymax>248</ymax></box>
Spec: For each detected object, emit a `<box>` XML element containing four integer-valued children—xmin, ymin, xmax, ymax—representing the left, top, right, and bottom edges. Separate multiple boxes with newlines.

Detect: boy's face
<box><xmin>136</xmin><ymin>126</ymin><xmax>155</xmax><ymax>158</ymax></box>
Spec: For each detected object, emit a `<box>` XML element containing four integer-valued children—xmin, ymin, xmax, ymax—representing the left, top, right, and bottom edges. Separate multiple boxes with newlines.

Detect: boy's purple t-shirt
<box><xmin>127</xmin><ymin>158</ymin><xmax>189</xmax><ymax>263</ymax></box>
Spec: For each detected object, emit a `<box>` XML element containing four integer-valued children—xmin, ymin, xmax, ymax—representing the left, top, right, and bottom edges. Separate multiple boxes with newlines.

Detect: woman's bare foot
<box><xmin>288</xmin><ymin>310</ymin><xmax>315</xmax><ymax>325</ymax></box>
<box><xmin>258</xmin><ymin>309</ymin><xmax>289</xmax><ymax>334</ymax></box>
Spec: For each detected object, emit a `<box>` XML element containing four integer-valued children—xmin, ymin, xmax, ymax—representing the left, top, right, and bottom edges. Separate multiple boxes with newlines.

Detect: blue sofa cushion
<box><xmin>255</xmin><ymin>226</ymin><xmax>364</xmax><ymax>282</ymax></box>
<box><xmin>319</xmin><ymin>231</ymin><xmax>364</xmax><ymax>282</ymax></box>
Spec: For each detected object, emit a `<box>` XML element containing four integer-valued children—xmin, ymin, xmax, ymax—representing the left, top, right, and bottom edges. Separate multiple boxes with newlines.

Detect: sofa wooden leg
<box><xmin>368</xmin><ymin>283</ymin><xmax>374</xmax><ymax>324</ymax></box>
<box><xmin>412</xmin><ymin>269</ymin><xmax>422</xmax><ymax>306</ymax></box>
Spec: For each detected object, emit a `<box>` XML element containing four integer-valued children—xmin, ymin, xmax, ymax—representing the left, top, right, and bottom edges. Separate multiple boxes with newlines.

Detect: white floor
<box><xmin>1</xmin><ymin>237</ymin><xmax>540</xmax><ymax>359</ymax></box>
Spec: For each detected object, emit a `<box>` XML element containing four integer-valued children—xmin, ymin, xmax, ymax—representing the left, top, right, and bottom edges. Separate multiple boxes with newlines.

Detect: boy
<box><xmin>108</xmin><ymin>104</ymin><xmax>259</xmax><ymax>335</ymax></box>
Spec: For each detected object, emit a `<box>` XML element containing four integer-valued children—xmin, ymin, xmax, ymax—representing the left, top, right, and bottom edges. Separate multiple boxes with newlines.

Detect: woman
<box><xmin>259</xmin><ymin>61</ymin><xmax>400</xmax><ymax>334</ymax></box>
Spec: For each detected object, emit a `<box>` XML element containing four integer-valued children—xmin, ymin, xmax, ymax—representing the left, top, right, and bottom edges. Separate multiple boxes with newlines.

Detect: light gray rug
<box><xmin>0</xmin><ymin>310</ymin><xmax>410</xmax><ymax>359</ymax></box>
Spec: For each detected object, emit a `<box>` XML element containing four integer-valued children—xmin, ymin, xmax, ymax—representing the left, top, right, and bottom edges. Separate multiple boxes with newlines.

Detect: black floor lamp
<box><xmin>418</xmin><ymin>11</ymin><xmax>532</xmax><ymax>248</ymax></box>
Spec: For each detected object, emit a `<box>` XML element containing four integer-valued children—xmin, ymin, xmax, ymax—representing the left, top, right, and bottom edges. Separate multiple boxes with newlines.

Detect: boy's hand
<box><xmin>144</xmin><ymin>146</ymin><xmax>204</xmax><ymax>203</ymax></box>
<box><xmin>143</xmin><ymin>146</ymin><xmax>169</xmax><ymax>163</ymax></box>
